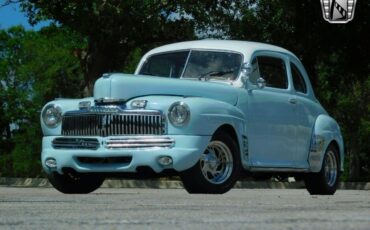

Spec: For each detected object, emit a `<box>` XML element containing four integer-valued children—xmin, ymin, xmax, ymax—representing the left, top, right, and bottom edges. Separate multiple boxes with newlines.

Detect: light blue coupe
<box><xmin>41</xmin><ymin>40</ymin><xmax>344</xmax><ymax>194</ymax></box>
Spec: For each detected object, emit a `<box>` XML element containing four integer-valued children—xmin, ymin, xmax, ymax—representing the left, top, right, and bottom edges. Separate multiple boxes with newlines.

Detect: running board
<box><xmin>249</xmin><ymin>167</ymin><xmax>309</xmax><ymax>173</ymax></box>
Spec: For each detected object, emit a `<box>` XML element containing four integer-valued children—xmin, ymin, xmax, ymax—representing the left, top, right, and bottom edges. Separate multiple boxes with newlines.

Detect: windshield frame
<box><xmin>138</xmin><ymin>48</ymin><xmax>245</xmax><ymax>83</ymax></box>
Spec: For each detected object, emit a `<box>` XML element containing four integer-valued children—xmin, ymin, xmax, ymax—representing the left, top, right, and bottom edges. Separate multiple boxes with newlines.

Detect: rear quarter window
<box><xmin>291</xmin><ymin>62</ymin><xmax>307</xmax><ymax>94</ymax></box>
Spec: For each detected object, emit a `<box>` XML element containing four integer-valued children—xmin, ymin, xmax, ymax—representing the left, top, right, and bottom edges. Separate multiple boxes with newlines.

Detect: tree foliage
<box><xmin>0</xmin><ymin>25</ymin><xmax>84</xmax><ymax>176</ymax></box>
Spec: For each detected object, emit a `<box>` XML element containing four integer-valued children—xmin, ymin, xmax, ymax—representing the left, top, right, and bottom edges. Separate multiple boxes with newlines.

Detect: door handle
<box><xmin>289</xmin><ymin>98</ymin><xmax>297</xmax><ymax>104</ymax></box>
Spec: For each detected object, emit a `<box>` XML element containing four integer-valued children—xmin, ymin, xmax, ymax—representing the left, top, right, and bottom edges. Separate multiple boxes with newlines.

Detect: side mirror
<box><xmin>240</xmin><ymin>62</ymin><xmax>252</xmax><ymax>85</ymax></box>
<box><xmin>241</xmin><ymin>63</ymin><xmax>252</xmax><ymax>75</ymax></box>
<box><xmin>256</xmin><ymin>77</ymin><xmax>266</xmax><ymax>89</ymax></box>
<box><xmin>240</xmin><ymin>62</ymin><xmax>266</xmax><ymax>90</ymax></box>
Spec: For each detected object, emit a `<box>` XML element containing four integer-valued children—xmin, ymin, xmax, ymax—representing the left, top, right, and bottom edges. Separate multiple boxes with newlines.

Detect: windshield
<box><xmin>139</xmin><ymin>50</ymin><xmax>242</xmax><ymax>81</ymax></box>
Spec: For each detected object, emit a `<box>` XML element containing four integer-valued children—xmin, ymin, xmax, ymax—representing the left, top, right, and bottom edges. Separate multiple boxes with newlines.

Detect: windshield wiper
<box><xmin>198</xmin><ymin>70</ymin><xmax>234</xmax><ymax>81</ymax></box>
<box><xmin>140</xmin><ymin>70</ymin><xmax>154</xmax><ymax>76</ymax></box>
<box><xmin>141</xmin><ymin>72</ymin><xmax>154</xmax><ymax>76</ymax></box>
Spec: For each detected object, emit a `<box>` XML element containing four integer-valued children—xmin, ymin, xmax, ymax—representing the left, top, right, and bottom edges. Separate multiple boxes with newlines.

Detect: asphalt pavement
<box><xmin>0</xmin><ymin>187</ymin><xmax>369</xmax><ymax>230</ymax></box>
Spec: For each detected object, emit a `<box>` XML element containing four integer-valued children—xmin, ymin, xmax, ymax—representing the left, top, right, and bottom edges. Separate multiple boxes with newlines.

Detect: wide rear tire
<box><xmin>47</xmin><ymin>171</ymin><xmax>104</xmax><ymax>194</ymax></box>
<box><xmin>180</xmin><ymin>131</ymin><xmax>241</xmax><ymax>194</ymax></box>
<box><xmin>304</xmin><ymin>144</ymin><xmax>340</xmax><ymax>195</ymax></box>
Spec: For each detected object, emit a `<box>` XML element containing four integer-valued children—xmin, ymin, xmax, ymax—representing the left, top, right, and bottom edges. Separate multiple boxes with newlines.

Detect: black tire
<box><xmin>304</xmin><ymin>144</ymin><xmax>340</xmax><ymax>195</ymax></box>
<box><xmin>180</xmin><ymin>131</ymin><xmax>241</xmax><ymax>194</ymax></box>
<box><xmin>47</xmin><ymin>171</ymin><xmax>104</xmax><ymax>194</ymax></box>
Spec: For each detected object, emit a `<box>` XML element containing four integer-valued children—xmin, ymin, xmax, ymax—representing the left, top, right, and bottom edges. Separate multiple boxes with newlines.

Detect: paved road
<box><xmin>0</xmin><ymin>187</ymin><xmax>369</xmax><ymax>230</ymax></box>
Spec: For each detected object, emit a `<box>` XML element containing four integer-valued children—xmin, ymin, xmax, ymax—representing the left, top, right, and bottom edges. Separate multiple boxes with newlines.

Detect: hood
<box><xmin>93</xmin><ymin>73</ymin><xmax>239</xmax><ymax>105</ymax></box>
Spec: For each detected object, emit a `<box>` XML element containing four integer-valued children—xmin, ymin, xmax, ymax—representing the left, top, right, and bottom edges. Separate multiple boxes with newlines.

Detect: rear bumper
<box><xmin>41</xmin><ymin>135</ymin><xmax>211</xmax><ymax>175</ymax></box>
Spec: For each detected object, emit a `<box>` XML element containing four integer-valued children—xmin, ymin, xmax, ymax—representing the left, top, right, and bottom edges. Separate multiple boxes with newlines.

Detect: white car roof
<box><xmin>143</xmin><ymin>40</ymin><xmax>296</xmax><ymax>59</ymax></box>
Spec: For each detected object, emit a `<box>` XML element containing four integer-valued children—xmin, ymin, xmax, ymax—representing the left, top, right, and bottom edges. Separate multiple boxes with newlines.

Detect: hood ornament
<box><xmin>88</xmin><ymin>105</ymin><xmax>122</xmax><ymax>113</ymax></box>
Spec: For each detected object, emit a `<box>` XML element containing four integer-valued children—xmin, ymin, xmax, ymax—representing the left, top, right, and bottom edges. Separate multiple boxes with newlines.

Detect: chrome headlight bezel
<box><xmin>41</xmin><ymin>104</ymin><xmax>62</xmax><ymax>128</ymax></box>
<box><xmin>168</xmin><ymin>101</ymin><xmax>190</xmax><ymax>126</ymax></box>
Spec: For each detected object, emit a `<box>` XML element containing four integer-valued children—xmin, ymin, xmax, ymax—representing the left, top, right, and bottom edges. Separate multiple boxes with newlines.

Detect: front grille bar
<box><xmin>105</xmin><ymin>137</ymin><xmax>175</xmax><ymax>149</ymax></box>
<box><xmin>52</xmin><ymin>138</ymin><xmax>100</xmax><ymax>150</ymax></box>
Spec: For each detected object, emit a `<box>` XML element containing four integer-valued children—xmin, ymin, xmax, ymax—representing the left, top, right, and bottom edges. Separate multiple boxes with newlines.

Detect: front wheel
<box><xmin>47</xmin><ymin>171</ymin><xmax>104</xmax><ymax>194</ymax></box>
<box><xmin>304</xmin><ymin>144</ymin><xmax>340</xmax><ymax>195</ymax></box>
<box><xmin>180</xmin><ymin>131</ymin><xmax>241</xmax><ymax>194</ymax></box>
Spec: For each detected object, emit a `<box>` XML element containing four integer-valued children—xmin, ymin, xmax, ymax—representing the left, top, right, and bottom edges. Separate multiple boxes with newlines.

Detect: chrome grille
<box><xmin>61</xmin><ymin>110</ymin><xmax>165</xmax><ymax>136</ymax></box>
<box><xmin>52</xmin><ymin>138</ymin><xmax>100</xmax><ymax>150</ymax></box>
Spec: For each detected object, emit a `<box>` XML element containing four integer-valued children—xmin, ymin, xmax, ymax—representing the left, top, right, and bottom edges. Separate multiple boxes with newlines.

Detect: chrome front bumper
<box><xmin>42</xmin><ymin>135</ymin><xmax>211</xmax><ymax>175</ymax></box>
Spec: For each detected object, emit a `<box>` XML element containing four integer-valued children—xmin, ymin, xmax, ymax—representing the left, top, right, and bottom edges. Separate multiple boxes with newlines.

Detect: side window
<box><xmin>291</xmin><ymin>62</ymin><xmax>307</xmax><ymax>94</ymax></box>
<box><xmin>257</xmin><ymin>56</ymin><xmax>288</xmax><ymax>89</ymax></box>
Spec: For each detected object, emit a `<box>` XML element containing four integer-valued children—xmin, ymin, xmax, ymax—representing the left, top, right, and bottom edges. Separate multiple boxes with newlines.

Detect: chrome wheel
<box><xmin>324</xmin><ymin>150</ymin><xmax>338</xmax><ymax>187</ymax></box>
<box><xmin>181</xmin><ymin>131</ymin><xmax>240</xmax><ymax>194</ymax></box>
<box><xmin>200</xmin><ymin>140</ymin><xmax>234</xmax><ymax>184</ymax></box>
<box><xmin>304</xmin><ymin>144</ymin><xmax>339</xmax><ymax>195</ymax></box>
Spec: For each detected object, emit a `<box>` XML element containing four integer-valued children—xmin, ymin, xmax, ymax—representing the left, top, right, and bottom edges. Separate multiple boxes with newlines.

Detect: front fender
<box><xmin>175</xmin><ymin>97</ymin><xmax>246</xmax><ymax>137</ymax></box>
<box><xmin>40</xmin><ymin>97</ymin><xmax>95</xmax><ymax>136</ymax></box>
<box><xmin>133</xmin><ymin>95</ymin><xmax>246</xmax><ymax>137</ymax></box>
<box><xmin>134</xmin><ymin>96</ymin><xmax>247</xmax><ymax>168</ymax></box>
<box><xmin>309</xmin><ymin>114</ymin><xmax>344</xmax><ymax>172</ymax></box>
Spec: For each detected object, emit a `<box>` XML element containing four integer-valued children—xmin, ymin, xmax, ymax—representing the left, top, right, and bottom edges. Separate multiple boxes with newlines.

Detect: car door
<box><xmin>246</xmin><ymin>52</ymin><xmax>298</xmax><ymax>168</ymax></box>
<box><xmin>289</xmin><ymin>60</ymin><xmax>316</xmax><ymax>168</ymax></box>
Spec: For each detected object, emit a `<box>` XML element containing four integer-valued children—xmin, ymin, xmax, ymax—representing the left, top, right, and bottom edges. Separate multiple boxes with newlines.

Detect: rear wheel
<box><xmin>304</xmin><ymin>144</ymin><xmax>340</xmax><ymax>195</ymax></box>
<box><xmin>181</xmin><ymin>131</ymin><xmax>241</xmax><ymax>194</ymax></box>
<box><xmin>47</xmin><ymin>171</ymin><xmax>104</xmax><ymax>194</ymax></box>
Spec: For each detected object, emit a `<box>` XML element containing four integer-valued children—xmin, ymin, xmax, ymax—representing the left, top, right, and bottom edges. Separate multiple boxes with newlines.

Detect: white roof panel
<box><xmin>144</xmin><ymin>40</ymin><xmax>296</xmax><ymax>58</ymax></box>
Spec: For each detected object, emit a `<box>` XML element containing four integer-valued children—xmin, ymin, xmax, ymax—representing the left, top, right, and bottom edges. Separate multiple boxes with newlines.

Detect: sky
<box><xmin>0</xmin><ymin>2</ymin><xmax>50</xmax><ymax>30</ymax></box>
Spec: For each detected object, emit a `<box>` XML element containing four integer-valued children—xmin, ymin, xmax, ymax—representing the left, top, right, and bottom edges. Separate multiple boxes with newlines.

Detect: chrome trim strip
<box><xmin>249</xmin><ymin>167</ymin><xmax>309</xmax><ymax>173</ymax></box>
<box><xmin>180</xmin><ymin>49</ymin><xmax>192</xmax><ymax>78</ymax></box>
<box><xmin>65</xmin><ymin>108</ymin><xmax>162</xmax><ymax>116</ymax></box>
<box><xmin>105</xmin><ymin>136</ymin><xmax>175</xmax><ymax>149</ymax></box>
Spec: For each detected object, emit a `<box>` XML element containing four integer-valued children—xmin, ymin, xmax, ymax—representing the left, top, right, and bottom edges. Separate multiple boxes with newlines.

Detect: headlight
<box><xmin>42</xmin><ymin>104</ymin><xmax>62</xmax><ymax>128</ymax></box>
<box><xmin>168</xmin><ymin>102</ymin><xmax>190</xmax><ymax>126</ymax></box>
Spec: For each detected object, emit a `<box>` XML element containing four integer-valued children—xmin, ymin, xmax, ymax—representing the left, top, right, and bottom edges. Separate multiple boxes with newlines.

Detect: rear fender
<box><xmin>309</xmin><ymin>114</ymin><xmax>344</xmax><ymax>172</ymax></box>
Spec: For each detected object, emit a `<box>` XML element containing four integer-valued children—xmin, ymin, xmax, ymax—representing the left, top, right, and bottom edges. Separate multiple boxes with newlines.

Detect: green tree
<box><xmin>0</xmin><ymin>25</ymin><xmax>85</xmax><ymax>176</ymax></box>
